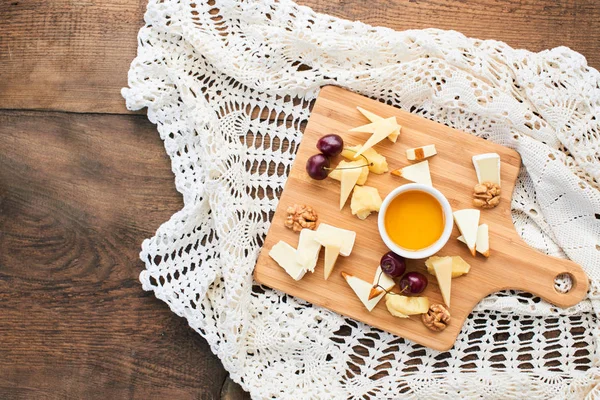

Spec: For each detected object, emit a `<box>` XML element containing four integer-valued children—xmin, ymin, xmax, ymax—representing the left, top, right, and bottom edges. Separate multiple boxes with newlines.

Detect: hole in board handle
<box><xmin>554</xmin><ymin>273</ymin><xmax>575</xmax><ymax>294</ymax></box>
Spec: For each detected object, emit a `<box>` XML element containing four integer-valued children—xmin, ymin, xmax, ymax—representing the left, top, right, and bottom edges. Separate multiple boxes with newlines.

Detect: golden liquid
<box><xmin>384</xmin><ymin>190</ymin><xmax>444</xmax><ymax>251</ymax></box>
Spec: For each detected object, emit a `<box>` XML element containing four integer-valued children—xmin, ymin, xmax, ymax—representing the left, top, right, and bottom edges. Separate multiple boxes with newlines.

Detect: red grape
<box><xmin>316</xmin><ymin>134</ymin><xmax>344</xmax><ymax>157</ymax></box>
<box><xmin>380</xmin><ymin>252</ymin><xmax>406</xmax><ymax>278</ymax></box>
<box><xmin>399</xmin><ymin>272</ymin><xmax>428</xmax><ymax>295</ymax></box>
<box><xmin>306</xmin><ymin>153</ymin><xmax>330</xmax><ymax>180</ymax></box>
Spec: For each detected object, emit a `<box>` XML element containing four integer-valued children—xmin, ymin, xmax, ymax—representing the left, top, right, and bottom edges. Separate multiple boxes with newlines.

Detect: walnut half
<box><xmin>284</xmin><ymin>204</ymin><xmax>318</xmax><ymax>232</ymax></box>
<box><xmin>422</xmin><ymin>304</ymin><xmax>451</xmax><ymax>332</ymax></box>
<box><xmin>473</xmin><ymin>182</ymin><xmax>501</xmax><ymax>209</ymax></box>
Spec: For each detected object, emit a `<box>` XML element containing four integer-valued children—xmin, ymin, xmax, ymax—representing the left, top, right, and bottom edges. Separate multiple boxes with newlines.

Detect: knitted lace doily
<box><xmin>122</xmin><ymin>0</ymin><xmax>600</xmax><ymax>398</ymax></box>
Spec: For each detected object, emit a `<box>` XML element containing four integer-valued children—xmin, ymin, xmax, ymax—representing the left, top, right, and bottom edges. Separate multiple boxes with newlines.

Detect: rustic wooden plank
<box><xmin>0</xmin><ymin>111</ymin><xmax>228</xmax><ymax>399</ymax></box>
<box><xmin>1</xmin><ymin>0</ymin><xmax>599</xmax><ymax>114</ymax></box>
<box><xmin>254</xmin><ymin>86</ymin><xmax>588</xmax><ymax>351</ymax></box>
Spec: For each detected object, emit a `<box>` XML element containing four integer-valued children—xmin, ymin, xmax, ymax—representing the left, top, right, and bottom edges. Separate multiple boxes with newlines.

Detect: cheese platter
<box><xmin>254</xmin><ymin>85</ymin><xmax>589</xmax><ymax>351</ymax></box>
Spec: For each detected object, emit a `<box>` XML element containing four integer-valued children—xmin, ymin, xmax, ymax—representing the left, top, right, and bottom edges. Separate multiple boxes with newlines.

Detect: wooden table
<box><xmin>1</xmin><ymin>1</ymin><xmax>598</xmax><ymax>398</ymax></box>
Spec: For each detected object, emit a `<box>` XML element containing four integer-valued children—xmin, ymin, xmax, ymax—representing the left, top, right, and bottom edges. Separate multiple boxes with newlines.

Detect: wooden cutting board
<box><xmin>254</xmin><ymin>85</ymin><xmax>589</xmax><ymax>351</ymax></box>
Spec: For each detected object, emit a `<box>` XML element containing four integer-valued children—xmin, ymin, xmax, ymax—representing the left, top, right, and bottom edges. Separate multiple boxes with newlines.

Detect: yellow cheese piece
<box><xmin>268</xmin><ymin>241</ymin><xmax>307</xmax><ymax>281</ymax></box>
<box><xmin>390</xmin><ymin>160</ymin><xmax>432</xmax><ymax>186</ymax></box>
<box><xmin>340</xmin><ymin>145</ymin><xmax>388</xmax><ymax>174</ymax></box>
<box><xmin>472</xmin><ymin>153</ymin><xmax>501</xmax><ymax>186</ymax></box>
<box><xmin>350</xmin><ymin>185</ymin><xmax>382</xmax><ymax>220</ymax></box>
<box><xmin>295</xmin><ymin>229</ymin><xmax>322</xmax><ymax>272</ymax></box>
<box><xmin>350</xmin><ymin>117</ymin><xmax>399</xmax><ymax>158</ymax></box>
<box><xmin>356</xmin><ymin>106</ymin><xmax>400</xmax><ymax>142</ymax></box>
<box><xmin>453</xmin><ymin>209</ymin><xmax>480</xmax><ymax>256</ymax></box>
<box><xmin>328</xmin><ymin>160</ymin><xmax>369</xmax><ymax>185</ymax></box>
<box><xmin>406</xmin><ymin>144</ymin><xmax>437</xmax><ymax>161</ymax></box>
<box><xmin>385</xmin><ymin>294</ymin><xmax>429</xmax><ymax>316</ymax></box>
<box><xmin>339</xmin><ymin>167</ymin><xmax>362</xmax><ymax>210</ymax></box>
<box><xmin>432</xmin><ymin>257</ymin><xmax>453</xmax><ymax>307</ymax></box>
<box><xmin>323</xmin><ymin>244</ymin><xmax>341</xmax><ymax>280</ymax></box>
<box><xmin>425</xmin><ymin>256</ymin><xmax>471</xmax><ymax>278</ymax></box>
<box><xmin>315</xmin><ymin>223</ymin><xmax>356</xmax><ymax>256</ymax></box>
<box><xmin>458</xmin><ymin>224</ymin><xmax>490</xmax><ymax>257</ymax></box>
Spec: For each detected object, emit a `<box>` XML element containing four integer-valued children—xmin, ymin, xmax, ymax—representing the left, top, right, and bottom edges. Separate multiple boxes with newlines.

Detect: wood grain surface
<box><xmin>1</xmin><ymin>0</ymin><xmax>599</xmax><ymax>114</ymax></box>
<box><xmin>1</xmin><ymin>0</ymin><xmax>598</xmax><ymax>397</ymax></box>
<box><xmin>0</xmin><ymin>111</ymin><xmax>229</xmax><ymax>399</ymax></box>
<box><xmin>254</xmin><ymin>86</ymin><xmax>588</xmax><ymax>351</ymax></box>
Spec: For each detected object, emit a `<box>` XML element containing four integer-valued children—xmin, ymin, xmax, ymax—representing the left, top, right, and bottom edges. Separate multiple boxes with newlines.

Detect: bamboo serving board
<box><xmin>254</xmin><ymin>85</ymin><xmax>589</xmax><ymax>351</ymax></box>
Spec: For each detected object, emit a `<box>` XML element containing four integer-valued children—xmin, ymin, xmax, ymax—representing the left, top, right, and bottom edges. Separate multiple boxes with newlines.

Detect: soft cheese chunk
<box><xmin>315</xmin><ymin>223</ymin><xmax>356</xmax><ymax>256</ymax></box>
<box><xmin>472</xmin><ymin>153</ymin><xmax>501</xmax><ymax>186</ymax></box>
<box><xmin>431</xmin><ymin>257</ymin><xmax>452</xmax><ymax>307</ymax></box>
<box><xmin>340</xmin><ymin>145</ymin><xmax>388</xmax><ymax>174</ymax></box>
<box><xmin>406</xmin><ymin>144</ymin><xmax>437</xmax><ymax>161</ymax></box>
<box><xmin>391</xmin><ymin>160</ymin><xmax>432</xmax><ymax>186</ymax></box>
<box><xmin>295</xmin><ymin>229</ymin><xmax>322</xmax><ymax>272</ymax></box>
<box><xmin>350</xmin><ymin>185</ymin><xmax>382</xmax><ymax>220</ymax></box>
<box><xmin>453</xmin><ymin>209</ymin><xmax>480</xmax><ymax>256</ymax></box>
<box><xmin>268</xmin><ymin>241</ymin><xmax>307</xmax><ymax>281</ymax></box>
<box><xmin>328</xmin><ymin>160</ymin><xmax>369</xmax><ymax>185</ymax></box>
<box><xmin>385</xmin><ymin>294</ymin><xmax>429</xmax><ymax>316</ymax></box>
<box><xmin>356</xmin><ymin>106</ymin><xmax>400</xmax><ymax>142</ymax></box>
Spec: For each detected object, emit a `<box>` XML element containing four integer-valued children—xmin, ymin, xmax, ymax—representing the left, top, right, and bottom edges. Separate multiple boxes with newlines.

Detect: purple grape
<box><xmin>380</xmin><ymin>252</ymin><xmax>406</xmax><ymax>278</ymax></box>
<box><xmin>316</xmin><ymin>134</ymin><xmax>344</xmax><ymax>157</ymax></box>
<box><xmin>399</xmin><ymin>272</ymin><xmax>428</xmax><ymax>295</ymax></box>
<box><xmin>306</xmin><ymin>153</ymin><xmax>330</xmax><ymax>180</ymax></box>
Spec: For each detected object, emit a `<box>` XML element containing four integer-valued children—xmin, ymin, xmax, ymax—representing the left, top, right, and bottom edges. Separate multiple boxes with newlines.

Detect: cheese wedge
<box><xmin>453</xmin><ymin>209</ymin><xmax>480</xmax><ymax>256</ymax></box>
<box><xmin>315</xmin><ymin>223</ymin><xmax>356</xmax><ymax>256</ymax></box>
<box><xmin>328</xmin><ymin>160</ymin><xmax>369</xmax><ymax>185</ymax></box>
<box><xmin>342</xmin><ymin>272</ymin><xmax>386</xmax><ymax>312</ymax></box>
<box><xmin>295</xmin><ymin>229</ymin><xmax>322</xmax><ymax>272</ymax></box>
<box><xmin>340</xmin><ymin>145</ymin><xmax>388</xmax><ymax>174</ymax></box>
<box><xmin>431</xmin><ymin>257</ymin><xmax>452</xmax><ymax>307</ymax></box>
<box><xmin>425</xmin><ymin>256</ymin><xmax>471</xmax><ymax>278</ymax></box>
<box><xmin>350</xmin><ymin>117</ymin><xmax>399</xmax><ymax>158</ymax></box>
<box><xmin>368</xmin><ymin>266</ymin><xmax>396</xmax><ymax>300</ymax></box>
<box><xmin>406</xmin><ymin>144</ymin><xmax>437</xmax><ymax>161</ymax></box>
<box><xmin>458</xmin><ymin>224</ymin><xmax>490</xmax><ymax>257</ymax></box>
<box><xmin>356</xmin><ymin>106</ymin><xmax>401</xmax><ymax>142</ymax></box>
<box><xmin>390</xmin><ymin>160</ymin><xmax>432</xmax><ymax>186</ymax></box>
<box><xmin>323</xmin><ymin>243</ymin><xmax>341</xmax><ymax>280</ymax></box>
<box><xmin>268</xmin><ymin>241</ymin><xmax>307</xmax><ymax>281</ymax></box>
<box><xmin>472</xmin><ymin>153</ymin><xmax>501</xmax><ymax>186</ymax></box>
<box><xmin>339</xmin><ymin>167</ymin><xmax>362</xmax><ymax>210</ymax></box>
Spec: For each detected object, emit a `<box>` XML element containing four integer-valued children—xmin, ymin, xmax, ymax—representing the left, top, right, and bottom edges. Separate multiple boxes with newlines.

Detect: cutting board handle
<box><xmin>496</xmin><ymin>237</ymin><xmax>589</xmax><ymax>308</ymax></box>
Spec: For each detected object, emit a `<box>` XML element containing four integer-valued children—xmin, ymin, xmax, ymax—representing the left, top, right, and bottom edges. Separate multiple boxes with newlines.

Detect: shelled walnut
<box><xmin>422</xmin><ymin>304</ymin><xmax>451</xmax><ymax>332</ymax></box>
<box><xmin>284</xmin><ymin>204</ymin><xmax>318</xmax><ymax>232</ymax></box>
<box><xmin>473</xmin><ymin>182</ymin><xmax>501</xmax><ymax>209</ymax></box>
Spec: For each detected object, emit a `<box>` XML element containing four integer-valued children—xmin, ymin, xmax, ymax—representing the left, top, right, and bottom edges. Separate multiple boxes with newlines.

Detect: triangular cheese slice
<box><xmin>432</xmin><ymin>257</ymin><xmax>453</xmax><ymax>307</ymax></box>
<box><xmin>356</xmin><ymin>106</ymin><xmax>400</xmax><ymax>142</ymax></box>
<box><xmin>453</xmin><ymin>209</ymin><xmax>480</xmax><ymax>256</ymax></box>
<box><xmin>295</xmin><ymin>229</ymin><xmax>322</xmax><ymax>272</ymax></box>
<box><xmin>268</xmin><ymin>241</ymin><xmax>307</xmax><ymax>281</ymax></box>
<box><xmin>323</xmin><ymin>244</ymin><xmax>341</xmax><ymax>280</ymax></box>
<box><xmin>350</xmin><ymin>117</ymin><xmax>399</xmax><ymax>158</ymax></box>
<box><xmin>341</xmin><ymin>272</ymin><xmax>383</xmax><ymax>312</ymax></box>
<box><xmin>368</xmin><ymin>266</ymin><xmax>396</xmax><ymax>300</ymax></box>
<box><xmin>315</xmin><ymin>224</ymin><xmax>356</xmax><ymax>256</ymax></box>
<box><xmin>339</xmin><ymin>167</ymin><xmax>362</xmax><ymax>210</ymax></box>
<box><xmin>390</xmin><ymin>160</ymin><xmax>432</xmax><ymax>186</ymax></box>
<box><xmin>457</xmin><ymin>224</ymin><xmax>489</xmax><ymax>257</ymax></box>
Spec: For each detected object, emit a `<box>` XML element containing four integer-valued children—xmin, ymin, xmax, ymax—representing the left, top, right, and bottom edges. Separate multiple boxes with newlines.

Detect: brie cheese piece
<box><xmin>406</xmin><ymin>144</ymin><xmax>437</xmax><ymax>161</ymax></box>
<box><xmin>295</xmin><ymin>229</ymin><xmax>322</xmax><ymax>272</ymax></box>
<box><xmin>339</xmin><ymin>167</ymin><xmax>363</xmax><ymax>210</ymax></box>
<box><xmin>390</xmin><ymin>160</ymin><xmax>432</xmax><ymax>186</ymax></box>
<box><xmin>323</xmin><ymin>243</ymin><xmax>341</xmax><ymax>280</ymax></box>
<box><xmin>453</xmin><ymin>209</ymin><xmax>480</xmax><ymax>256</ymax></box>
<box><xmin>315</xmin><ymin>223</ymin><xmax>356</xmax><ymax>256</ymax></box>
<box><xmin>268</xmin><ymin>241</ymin><xmax>307</xmax><ymax>280</ymax></box>
<box><xmin>342</xmin><ymin>271</ymin><xmax>385</xmax><ymax>312</ymax></box>
<box><xmin>459</xmin><ymin>224</ymin><xmax>490</xmax><ymax>257</ymax></box>
<box><xmin>368</xmin><ymin>266</ymin><xmax>396</xmax><ymax>301</ymax></box>
<box><xmin>431</xmin><ymin>256</ymin><xmax>453</xmax><ymax>307</ymax></box>
<box><xmin>356</xmin><ymin>106</ymin><xmax>400</xmax><ymax>142</ymax></box>
<box><xmin>350</xmin><ymin>117</ymin><xmax>399</xmax><ymax>158</ymax></box>
<box><xmin>472</xmin><ymin>153</ymin><xmax>501</xmax><ymax>186</ymax></box>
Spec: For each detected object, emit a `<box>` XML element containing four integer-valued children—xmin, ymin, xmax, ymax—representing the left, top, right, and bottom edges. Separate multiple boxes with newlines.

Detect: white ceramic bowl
<box><xmin>377</xmin><ymin>183</ymin><xmax>453</xmax><ymax>259</ymax></box>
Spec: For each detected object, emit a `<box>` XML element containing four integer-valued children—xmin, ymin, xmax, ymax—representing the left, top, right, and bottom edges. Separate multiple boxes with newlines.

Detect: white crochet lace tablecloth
<box><xmin>122</xmin><ymin>0</ymin><xmax>600</xmax><ymax>398</ymax></box>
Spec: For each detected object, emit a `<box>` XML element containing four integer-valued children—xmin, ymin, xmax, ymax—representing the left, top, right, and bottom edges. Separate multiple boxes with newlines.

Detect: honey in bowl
<box><xmin>384</xmin><ymin>190</ymin><xmax>445</xmax><ymax>251</ymax></box>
